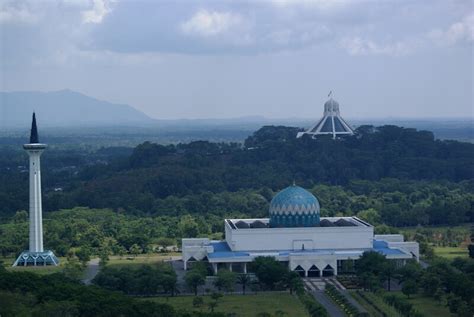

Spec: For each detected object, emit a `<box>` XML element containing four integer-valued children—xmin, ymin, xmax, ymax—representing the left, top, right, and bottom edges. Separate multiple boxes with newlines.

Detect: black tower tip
<box><xmin>30</xmin><ymin>112</ymin><xmax>39</xmax><ymax>144</ymax></box>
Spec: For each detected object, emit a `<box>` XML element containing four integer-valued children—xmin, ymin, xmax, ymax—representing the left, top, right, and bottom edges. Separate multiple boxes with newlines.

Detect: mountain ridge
<box><xmin>0</xmin><ymin>90</ymin><xmax>153</xmax><ymax>128</ymax></box>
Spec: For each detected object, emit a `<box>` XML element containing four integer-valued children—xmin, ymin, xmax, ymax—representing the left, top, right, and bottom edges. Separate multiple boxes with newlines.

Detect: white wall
<box><xmin>226</xmin><ymin>225</ymin><xmax>374</xmax><ymax>251</ymax></box>
<box><xmin>374</xmin><ymin>234</ymin><xmax>404</xmax><ymax>242</ymax></box>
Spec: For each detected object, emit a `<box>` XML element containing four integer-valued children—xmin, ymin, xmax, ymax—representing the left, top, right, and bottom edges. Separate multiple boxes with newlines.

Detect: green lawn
<box><xmin>107</xmin><ymin>253</ymin><xmax>180</xmax><ymax>268</ymax></box>
<box><xmin>392</xmin><ymin>292</ymin><xmax>454</xmax><ymax>317</ymax></box>
<box><xmin>148</xmin><ymin>293</ymin><xmax>309</xmax><ymax>317</ymax></box>
<box><xmin>433</xmin><ymin>246</ymin><xmax>468</xmax><ymax>259</ymax></box>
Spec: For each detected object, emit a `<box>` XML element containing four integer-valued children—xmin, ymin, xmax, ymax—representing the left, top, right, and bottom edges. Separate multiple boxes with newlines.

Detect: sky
<box><xmin>0</xmin><ymin>0</ymin><xmax>473</xmax><ymax>120</ymax></box>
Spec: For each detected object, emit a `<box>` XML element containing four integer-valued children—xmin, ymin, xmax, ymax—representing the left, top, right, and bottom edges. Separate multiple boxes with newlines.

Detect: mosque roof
<box><xmin>270</xmin><ymin>185</ymin><xmax>320</xmax><ymax>213</ymax></box>
<box><xmin>206</xmin><ymin>240</ymin><xmax>407</xmax><ymax>261</ymax></box>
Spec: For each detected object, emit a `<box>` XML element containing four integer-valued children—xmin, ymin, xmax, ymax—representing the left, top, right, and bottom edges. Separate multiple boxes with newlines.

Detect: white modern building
<box><xmin>13</xmin><ymin>113</ymin><xmax>59</xmax><ymax>267</ymax></box>
<box><xmin>297</xmin><ymin>97</ymin><xmax>354</xmax><ymax>139</ymax></box>
<box><xmin>182</xmin><ymin>185</ymin><xmax>418</xmax><ymax>277</ymax></box>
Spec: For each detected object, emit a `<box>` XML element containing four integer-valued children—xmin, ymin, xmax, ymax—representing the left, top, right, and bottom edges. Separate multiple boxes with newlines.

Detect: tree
<box><xmin>63</xmin><ymin>258</ymin><xmax>84</xmax><ymax>280</ymax></box>
<box><xmin>285</xmin><ymin>271</ymin><xmax>303</xmax><ymax>294</ymax></box>
<box><xmin>185</xmin><ymin>271</ymin><xmax>205</xmax><ymax>296</ymax></box>
<box><xmin>12</xmin><ymin>210</ymin><xmax>28</xmax><ymax>223</ymax></box>
<box><xmin>192</xmin><ymin>296</ymin><xmax>204</xmax><ymax>309</ymax></box>
<box><xmin>99</xmin><ymin>248</ymin><xmax>109</xmax><ymax>267</ymax></box>
<box><xmin>402</xmin><ymin>280</ymin><xmax>418</xmax><ymax>298</ymax></box>
<box><xmin>76</xmin><ymin>246</ymin><xmax>91</xmax><ymax>267</ymax></box>
<box><xmin>396</xmin><ymin>260</ymin><xmax>422</xmax><ymax>285</ymax></box>
<box><xmin>355</xmin><ymin>251</ymin><xmax>387</xmax><ymax>290</ymax></box>
<box><xmin>129</xmin><ymin>244</ymin><xmax>142</xmax><ymax>258</ymax></box>
<box><xmin>251</xmin><ymin>256</ymin><xmax>288</xmax><ymax>290</ymax></box>
<box><xmin>237</xmin><ymin>273</ymin><xmax>251</xmax><ymax>295</ymax></box>
<box><xmin>208</xmin><ymin>292</ymin><xmax>223</xmax><ymax>312</ymax></box>
<box><xmin>178</xmin><ymin>215</ymin><xmax>199</xmax><ymax>238</ymax></box>
<box><xmin>433</xmin><ymin>288</ymin><xmax>444</xmax><ymax>304</ymax></box>
<box><xmin>214</xmin><ymin>270</ymin><xmax>236</xmax><ymax>293</ymax></box>
<box><xmin>156</xmin><ymin>237</ymin><xmax>175</xmax><ymax>252</ymax></box>
<box><xmin>420</xmin><ymin>272</ymin><xmax>441</xmax><ymax>296</ymax></box>
<box><xmin>382</xmin><ymin>260</ymin><xmax>396</xmax><ymax>291</ymax></box>
<box><xmin>161</xmin><ymin>273</ymin><xmax>178</xmax><ymax>297</ymax></box>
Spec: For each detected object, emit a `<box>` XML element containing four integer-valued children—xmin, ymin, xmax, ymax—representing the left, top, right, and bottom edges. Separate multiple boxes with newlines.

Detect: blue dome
<box><xmin>269</xmin><ymin>185</ymin><xmax>320</xmax><ymax>227</ymax></box>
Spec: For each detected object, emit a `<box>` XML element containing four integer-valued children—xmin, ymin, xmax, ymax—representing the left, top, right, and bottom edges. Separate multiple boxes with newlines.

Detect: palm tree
<box><xmin>237</xmin><ymin>273</ymin><xmax>251</xmax><ymax>295</ymax></box>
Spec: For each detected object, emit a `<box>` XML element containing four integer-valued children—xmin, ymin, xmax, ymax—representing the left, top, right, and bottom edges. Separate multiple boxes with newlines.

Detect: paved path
<box><xmin>341</xmin><ymin>290</ymin><xmax>367</xmax><ymax>314</ymax></box>
<box><xmin>312</xmin><ymin>290</ymin><xmax>345</xmax><ymax>317</ymax></box>
<box><xmin>82</xmin><ymin>258</ymin><xmax>100</xmax><ymax>285</ymax></box>
<box><xmin>303</xmin><ymin>278</ymin><xmax>345</xmax><ymax>317</ymax></box>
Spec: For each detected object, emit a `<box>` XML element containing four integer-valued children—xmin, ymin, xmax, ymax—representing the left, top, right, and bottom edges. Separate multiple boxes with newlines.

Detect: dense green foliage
<box><xmin>355</xmin><ymin>252</ymin><xmax>474</xmax><ymax>316</ymax></box>
<box><xmin>250</xmin><ymin>256</ymin><xmax>290</xmax><ymax>290</ymax></box>
<box><xmin>2</xmin><ymin>125</ymin><xmax>473</xmax><ymax>224</ymax></box>
<box><xmin>0</xmin><ymin>208</ymin><xmax>182</xmax><ymax>257</ymax></box>
<box><xmin>57</xmin><ymin>126</ymin><xmax>473</xmax><ymax>215</ymax></box>
<box><xmin>93</xmin><ymin>263</ymin><xmax>177</xmax><ymax>296</ymax></box>
<box><xmin>0</xmin><ymin>266</ymin><xmax>226</xmax><ymax>317</ymax></box>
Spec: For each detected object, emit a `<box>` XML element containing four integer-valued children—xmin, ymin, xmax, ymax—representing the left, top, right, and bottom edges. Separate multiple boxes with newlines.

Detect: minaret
<box><xmin>13</xmin><ymin>113</ymin><xmax>59</xmax><ymax>266</ymax></box>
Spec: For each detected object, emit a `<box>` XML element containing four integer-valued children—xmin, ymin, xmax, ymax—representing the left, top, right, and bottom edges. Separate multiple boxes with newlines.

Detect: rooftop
<box><xmin>226</xmin><ymin>216</ymin><xmax>371</xmax><ymax>230</ymax></box>
<box><xmin>205</xmin><ymin>239</ymin><xmax>406</xmax><ymax>260</ymax></box>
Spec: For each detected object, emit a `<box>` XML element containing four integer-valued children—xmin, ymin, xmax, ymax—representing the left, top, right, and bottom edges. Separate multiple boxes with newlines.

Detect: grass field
<box><xmin>107</xmin><ymin>253</ymin><xmax>180</xmax><ymax>268</ymax></box>
<box><xmin>433</xmin><ymin>246</ymin><xmax>468</xmax><ymax>259</ymax></box>
<box><xmin>148</xmin><ymin>293</ymin><xmax>309</xmax><ymax>317</ymax></box>
<box><xmin>392</xmin><ymin>292</ymin><xmax>454</xmax><ymax>317</ymax></box>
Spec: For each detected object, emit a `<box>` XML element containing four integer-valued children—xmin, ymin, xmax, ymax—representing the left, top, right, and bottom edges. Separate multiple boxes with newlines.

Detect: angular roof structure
<box><xmin>297</xmin><ymin>97</ymin><xmax>354</xmax><ymax>139</ymax></box>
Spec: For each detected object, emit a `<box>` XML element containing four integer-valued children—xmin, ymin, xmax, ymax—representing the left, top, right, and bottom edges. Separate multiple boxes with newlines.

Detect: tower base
<box><xmin>12</xmin><ymin>250</ymin><xmax>59</xmax><ymax>267</ymax></box>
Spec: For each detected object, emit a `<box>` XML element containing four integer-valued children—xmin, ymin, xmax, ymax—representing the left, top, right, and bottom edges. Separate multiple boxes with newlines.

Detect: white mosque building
<box><xmin>182</xmin><ymin>185</ymin><xmax>419</xmax><ymax>277</ymax></box>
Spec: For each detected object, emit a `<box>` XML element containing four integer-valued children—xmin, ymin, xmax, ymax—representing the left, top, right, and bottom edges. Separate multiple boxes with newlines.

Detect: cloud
<box><xmin>268</xmin><ymin>0</ymin><xmax>351</xmax><ymax>10</ymax></box>
<box><xmin>428</xmin><ymin>14</ymin><xmax>474</xmax><ymax>46</ymax></box>
<box><xmin>180</xmin><ymin>9</ymin><xmax>244</xmax><ymax>37</ymax></box>
<box><xmin>0</xmin><ymin>2</ymin><xmax>38</xmax><ymax>24</ymax></box>
<box><xmin>81</xmin><ymin>0</ymin><xmax>113</xmax><ymax>24</ymax></box>
<box><xmin>340</xmin><ymin>37</ymin><xmax>415</xmax><ymax>56</ymax></box>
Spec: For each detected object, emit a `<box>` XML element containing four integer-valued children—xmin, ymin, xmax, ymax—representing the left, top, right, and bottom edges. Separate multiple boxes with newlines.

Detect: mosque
<box><xmin>182</xmin><ymin>185</ymin><xmax>419</xmax><ymax>277</ymax></box>
<box><xmin>297</xmin><ymin>95</ymin><xmax>354</xmax><ymax>139</ymax></box>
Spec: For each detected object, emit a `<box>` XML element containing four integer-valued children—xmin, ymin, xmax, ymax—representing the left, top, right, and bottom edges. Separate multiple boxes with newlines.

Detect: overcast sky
<box><xmin>1</xmin><ymin>0</ymin><xmax>473</xmax><ymax>119</ymax></box>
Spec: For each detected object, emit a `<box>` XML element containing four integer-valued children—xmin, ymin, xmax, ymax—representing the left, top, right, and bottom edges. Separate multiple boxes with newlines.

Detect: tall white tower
<box><xmin>297</xmin><ymin>96</ymin><xmax>354</xmax><ymax>139</ymax></box>
<box><xmin>13</xmin><ymin>113</ymin><xmax>59</xmax><ymax>266</ymax></box>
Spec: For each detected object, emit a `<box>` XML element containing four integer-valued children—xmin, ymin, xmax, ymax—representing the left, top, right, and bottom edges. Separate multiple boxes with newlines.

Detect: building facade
<box><xmin>182</xmin><ymin>185</ymin><xmax>418</xmax><ymax>277</ymax></box>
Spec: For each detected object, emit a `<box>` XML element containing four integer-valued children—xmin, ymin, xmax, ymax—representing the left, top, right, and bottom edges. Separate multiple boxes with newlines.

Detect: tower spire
<box><xmin>30</xmin><ymin>112</ymin><xmax>39</xmax><ymax>144</ymax></box>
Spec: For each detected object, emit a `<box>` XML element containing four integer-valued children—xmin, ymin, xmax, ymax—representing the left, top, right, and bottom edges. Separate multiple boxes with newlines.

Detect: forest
<box><xmin>1</xmin><ymin>125</ymin><xmax>473</xmax><ymax>220</ymax></box>
<box><xmin>1</xmin><ymin>124</ymin><xmax>474</xmax><ymax>316</ymax></box>
<box><xmin>0</xmin><ymin>125</ymin><xmax>473</xmax><ymax>257</ymax></box>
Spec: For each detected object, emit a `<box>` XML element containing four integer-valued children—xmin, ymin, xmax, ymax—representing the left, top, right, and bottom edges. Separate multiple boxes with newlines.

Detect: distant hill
<box><xmin>0</xmin><ymin>90</ymin><xmax>153</xmax><ymax>128</ymax></box>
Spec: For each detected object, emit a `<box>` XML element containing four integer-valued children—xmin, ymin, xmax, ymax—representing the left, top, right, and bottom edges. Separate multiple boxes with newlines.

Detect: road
<box><xmin>82</xmin><ymin>258</ymin><xmax>100</xmax><ymax>285</ymax></box>
<box><xmin>312</xmin><ymin>290</ymin><xmax>345</xmax><ymax>317</ymax></box>
<box><xmin>304</xmin><ymin>278</ymin><xmax>345</xmax><ymax>317</ymax></box>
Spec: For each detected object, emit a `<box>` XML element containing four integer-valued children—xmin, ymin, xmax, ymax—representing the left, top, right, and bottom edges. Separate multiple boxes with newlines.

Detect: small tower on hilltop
<box><xmin>13</xmin><ymin>113</ymin><xmax>59</xmax><ymax>267</ymax></box>
<box><xmin>297</xmin><ymin>93</ymin><xmax>354</xmax><ymax>139</ymax></box>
